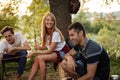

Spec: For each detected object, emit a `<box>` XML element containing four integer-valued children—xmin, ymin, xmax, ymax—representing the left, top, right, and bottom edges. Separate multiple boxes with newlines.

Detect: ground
<box><xmin>3</xmin><ymin>71</ymin><xmax>59</xmax><ymax>80</ymax></box>
<box><xmin>0</xmin><ymin>63</ymin><xmax>60</xmax><ymax>80</ymax></box>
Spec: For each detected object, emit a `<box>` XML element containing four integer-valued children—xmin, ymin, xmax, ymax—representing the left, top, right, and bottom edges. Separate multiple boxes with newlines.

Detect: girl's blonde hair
<box><xmin>41</xmin><ymin>12</ymin><xmax>64</xmax><ymax>47</ymax></box>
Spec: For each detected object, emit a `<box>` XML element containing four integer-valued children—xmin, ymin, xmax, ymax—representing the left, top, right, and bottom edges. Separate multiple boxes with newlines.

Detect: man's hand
<box><xmin>64</xmin><ymin>53</ymin><xmax>77</xmax><ymax>71</ymax></box>
<box><xmin>23</xmin><ymin>42</ymin><xmax>31</xmax><ymax>50</ymax></box>
<box><xmin>5</xmin><ymin>47</ymin><xmax>17</xmax><ymax>55</ymax></box>
<box><xmin>67</xmin><ymin>55</ymin><xmax>76</xmax><ymax>71</ymax></box>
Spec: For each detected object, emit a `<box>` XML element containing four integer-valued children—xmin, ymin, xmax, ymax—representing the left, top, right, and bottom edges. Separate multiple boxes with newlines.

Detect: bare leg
<box><xmin>28</xmin><ymin>58</ymin><xmax>39</xmax><ymax>80</ymax></box>
<box><xmin>38</xmin><ymin>58</ymin><xmax>47</xmax><ymax>80</ymax></box>
<box><xmin>37</xmin><ymin>53</ymin><xmax>57</xmax><ymax>80</ymax></box>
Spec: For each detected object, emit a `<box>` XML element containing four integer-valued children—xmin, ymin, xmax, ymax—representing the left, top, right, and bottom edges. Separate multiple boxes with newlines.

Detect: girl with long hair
<box><xmin>27</xmin><ymin>12</ymin><xmax>70</xmax><ymax>80</ymax></box>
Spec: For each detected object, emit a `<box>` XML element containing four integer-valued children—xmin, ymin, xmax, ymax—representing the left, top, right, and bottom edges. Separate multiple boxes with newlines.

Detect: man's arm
<box><xmin>6</xmin><ymin>41</ymin><xmax>31</xmax><ymax>54</ymax></box>
<box><xmin>15</xmin><ymin>32</ymin><xmax>31</xmax><ymax>50</ymax></box>
<box><xmin>64</xmin><ymin>49</ymin><xmax>98</xmax><ymax>80</ymax></box>
<box><xmin>77</xmin><ymin>63</ymin><xmax>98</xmax><ymax>80</ymax></box>
<box><xmin>13</xmin><ymin>41</ymin><xmax>31</xmax><ymax>50</ymax></box>
<box><xmin>62</xmin><ymin>49</ymin><xmax>81</xmax><ymax>79</ymax></box>
<box><xmin>65</xmin><ymin>48</ymin><xmax>77</xmax><ymax>57</ymax></box>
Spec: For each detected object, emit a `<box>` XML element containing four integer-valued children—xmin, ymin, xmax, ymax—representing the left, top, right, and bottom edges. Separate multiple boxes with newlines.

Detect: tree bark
<box><xmin>49</xmin><ymin>0</ymin><xmax>71</xmax><ymax>40</ymax></box>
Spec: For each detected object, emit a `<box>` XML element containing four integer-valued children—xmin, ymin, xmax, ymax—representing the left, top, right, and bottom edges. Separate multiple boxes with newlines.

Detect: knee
<box><xmin>23</xmin><ymin>50</ymin><xmax>27</xmax><ymax>55</ymax></box>
<box><xmin>36</xmin><ymin>56</ymin><xmax>45</xmax><ymax>63</ymax></box>
<box><xmin>34</xmin><ymin>57</ymin><xmax>39</xmax><ymax>63</ymax></box>
<box><xmin>20</xmin><ymin>50</ymin><xmax>27</xmax><ymax>55</ymax></box>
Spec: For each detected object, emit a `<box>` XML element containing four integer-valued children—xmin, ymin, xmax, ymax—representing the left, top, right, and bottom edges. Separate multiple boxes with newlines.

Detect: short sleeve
<box><xmin>0</xmin><ymin>40</ymin><xmax>6</xmax><ymax>53</ymax></box>
<box><xmin>17</xmin><ymin>32</ymin><xmax>27</xmax><ymax>44</ymax></box>
<box><xmin>86</xmin><ymin>44</ymin><xmax>102</xmax><ymax>64</ymax></box>
<box><xmin>52</xmin><ymin>32</ymin><xmax>61</xmax><ymax>42</ymax></box>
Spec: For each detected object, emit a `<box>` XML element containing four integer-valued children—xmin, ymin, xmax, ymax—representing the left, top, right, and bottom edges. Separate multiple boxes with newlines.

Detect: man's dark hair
<box><xmin>68</xmin><ymin>22</ymin><xmax>86</xmax><ymax>37</ymax></box>
<box><xmin>0</xmin><ymin>26</ymin><xmax>14</xmax><ymax>35</ymax></box>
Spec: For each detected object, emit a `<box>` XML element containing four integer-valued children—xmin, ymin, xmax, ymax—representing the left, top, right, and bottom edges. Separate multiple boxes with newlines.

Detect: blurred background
<box><xmin>0</xmin><ymin>0</ymin><xmax>120</xmax><ymax>79</ymax></box>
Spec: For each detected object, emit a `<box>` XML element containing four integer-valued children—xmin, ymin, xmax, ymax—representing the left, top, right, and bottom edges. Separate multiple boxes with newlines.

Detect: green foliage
<box><xmin>97</xmin><ymin>20</ymin><xmax>120</xmax><ymax>58</ymax></box>
<box><xmin>72</xmin><ymin>11</ymin><xmax>92</xmax><ymax>33</ymax></box>
<box><xmin>18</xmin><ymin>0</ymin><xmax>50</xmax><ymax>45</ymax></box>
<box><xmin>0</xmin><ymin>0</ymin><xmax>21</xmax><ymax>16</ymax></box>
<box><xmin>0</xmin><ymin>0</ymin><xmax>21</xmax><ymax>30</ymax></box>
<box><xmin>0</xmin><ymin>16</ymin><xmax>18</xmax><ymax>30</ymax></box>
<box><xmin>110</xmin><ymin>56</ymin><xmax>120</xmax><ymax>76</ymax></box>
<box><xmin>72</xmin><ymin>11</ymin><xmax>103</xmax><ymax>34</ymax></box>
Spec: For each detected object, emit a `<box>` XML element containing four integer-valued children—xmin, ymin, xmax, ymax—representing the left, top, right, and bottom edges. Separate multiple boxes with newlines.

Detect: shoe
<box><xmin>47</xmin><ymin>63</ymin><xmax>51</xmax><ymax>69</ymax></box>
<box><xmin>16</xmin><ymin>74</ymin><xmax>22</xmax><ymax>80</ymax></box>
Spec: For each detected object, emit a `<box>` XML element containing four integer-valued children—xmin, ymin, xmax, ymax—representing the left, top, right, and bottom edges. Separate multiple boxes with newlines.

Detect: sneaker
<box><xmin>47</xmin><ymin>63</ymin><xmax>51</xmax><ymax>69</ymax></box>
<box><xmin>16</xmin><ymin>74</ymin><xmax>22</xmax><ymax>80</ymax></box>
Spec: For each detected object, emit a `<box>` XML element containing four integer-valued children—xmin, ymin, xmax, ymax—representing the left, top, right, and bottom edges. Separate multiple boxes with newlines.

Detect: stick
<box><xmin>2</xmin><ymin>55</ymin><xmax>26</xmax><ymax>61</ymax></box>
<box><xmin>34</xmin><ymin>29</ymin><xmax>37</xmax><ymax>43</ymax></box>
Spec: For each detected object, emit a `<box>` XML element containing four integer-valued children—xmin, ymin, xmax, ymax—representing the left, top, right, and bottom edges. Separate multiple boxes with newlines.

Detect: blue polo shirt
<box><xmin>73</xmin><ymin>39</ymin><xmax>110</xmax><ymax>80</ymax></box>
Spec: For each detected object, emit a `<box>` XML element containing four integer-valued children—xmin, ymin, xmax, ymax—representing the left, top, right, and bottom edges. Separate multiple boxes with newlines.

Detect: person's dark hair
<box><xmin>68</xmin><ymin>22</ymin><xmax>86</xmax><ymax>37</ymax></box>
<box><xmin>0</xmin><ymin>26</ymin><xmax>14</xmax><ymax>35</ymax></box>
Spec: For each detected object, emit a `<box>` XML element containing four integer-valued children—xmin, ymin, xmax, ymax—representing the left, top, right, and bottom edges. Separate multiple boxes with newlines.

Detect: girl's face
<box><xmin>45</xmin><ymin>15</ymin><xmax>54</xmax><ymax>29</ymax></box>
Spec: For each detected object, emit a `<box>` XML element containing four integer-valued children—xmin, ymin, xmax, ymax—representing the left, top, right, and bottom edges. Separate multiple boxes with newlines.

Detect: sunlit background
<box><xmin>83</xmin><ymin>0</ymin><xmax>120</xmax><ymax>13</ymax></box>
<box><xmin>0</xmin><ymin>0</ymin><xmax>120</xmax><ymax>16</ymax></box>
<box><xmin>0</xmin><ymin>0</ymin><xmax>120</xmax><ymax>79</ymax></box>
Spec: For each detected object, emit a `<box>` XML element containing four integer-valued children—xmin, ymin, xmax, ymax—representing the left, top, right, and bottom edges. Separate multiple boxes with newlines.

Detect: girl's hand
<box><xmin>34</xmin><ymin>43</ymin><xmax>41</xmax><ymax>50</ymax></box>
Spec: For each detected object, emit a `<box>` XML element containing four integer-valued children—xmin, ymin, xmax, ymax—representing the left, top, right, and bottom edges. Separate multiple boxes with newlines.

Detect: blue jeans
<box><xmin>2</xmin><ymin>50</ymin><xmax>27</xmax><ymax>76</ymax></box>
<box><xmin>75</xmin><ymin>60</ymin><xmax>101</xmax><ymax>80</ymax></box>
<box><xmin>75</xmin><ymin>60</ymin><xmax>85</xmax><ymax>76</ymax></box>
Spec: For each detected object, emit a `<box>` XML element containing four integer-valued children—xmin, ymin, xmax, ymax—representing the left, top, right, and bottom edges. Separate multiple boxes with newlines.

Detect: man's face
<box><xmin>68</xmin><ymin>29</ymin><xmax>81</xmax><ymax>45</ymax></box>
<box><xmin>3</xmin><ymin>31</ymin><xmax>15</xmax><ymax>44</ymax></box>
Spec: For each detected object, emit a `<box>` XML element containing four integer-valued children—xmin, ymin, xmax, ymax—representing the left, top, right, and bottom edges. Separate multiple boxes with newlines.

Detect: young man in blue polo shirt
<box><xmin>61</xmin><ymin>22</ymin><xmax>110</xmax><ymax>80</ymax></box>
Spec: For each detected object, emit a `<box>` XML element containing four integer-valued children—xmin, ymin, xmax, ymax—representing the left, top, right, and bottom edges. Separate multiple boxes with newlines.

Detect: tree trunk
<box><xmin>49</xmin><ymin>0</ymin><xmax>71</xmax><ymax>40</ymax></box>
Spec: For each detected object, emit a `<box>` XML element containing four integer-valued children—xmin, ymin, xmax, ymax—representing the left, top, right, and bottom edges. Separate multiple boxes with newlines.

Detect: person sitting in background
<box><xmin>0</xmin><ymin>26</ymin><xmax>31</xmax><ymax>80</ymax></box>
<box><xmin>61</xmin><ymin>22</ymin><xmax>110</xmax><ymax>80</ymax></box>
<box><xmin>27</xmin><ymin>12</ymin><xmax>70</xmax><ymax>80</ymax></box>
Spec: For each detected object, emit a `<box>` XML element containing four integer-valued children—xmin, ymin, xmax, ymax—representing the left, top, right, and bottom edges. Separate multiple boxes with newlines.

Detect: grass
<box><xmin>0</xmin><ymin>62</ymin><xmax>60</xmax><ymax>80</ymax></box>
<box><xmin>0</xmin><ymin>56</ymin><xmax>120</xmax><ymax>80</ymax></box>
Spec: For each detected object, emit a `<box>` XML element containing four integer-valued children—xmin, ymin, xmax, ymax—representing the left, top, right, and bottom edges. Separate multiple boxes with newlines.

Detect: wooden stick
<box><xmin>2</xmin><ymin>55</ymin><xmax>26</xmax><ymax>61</ymax></box>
